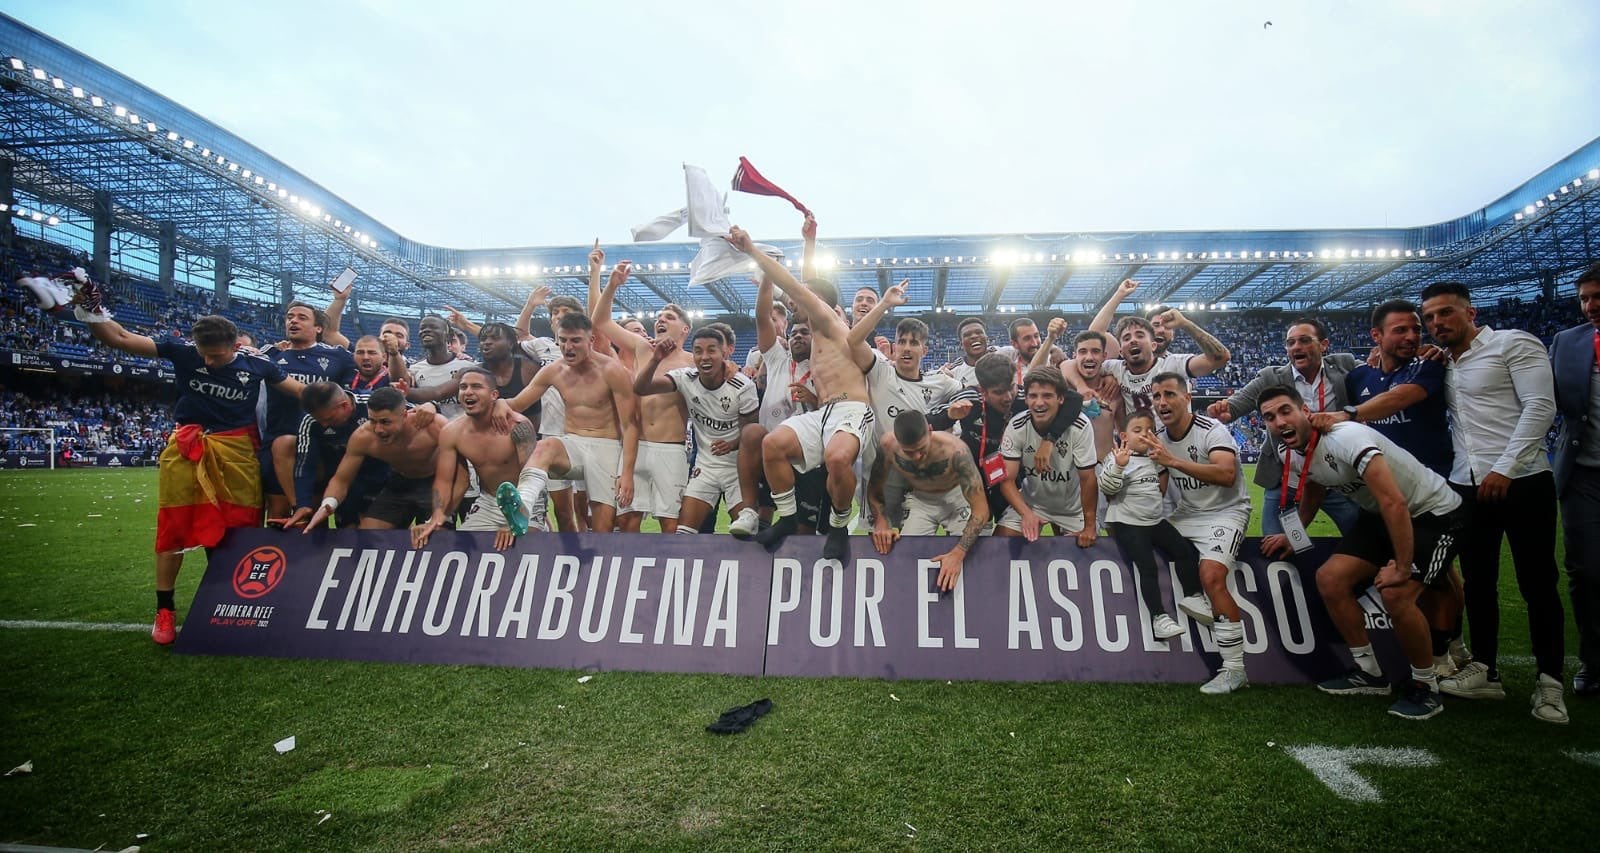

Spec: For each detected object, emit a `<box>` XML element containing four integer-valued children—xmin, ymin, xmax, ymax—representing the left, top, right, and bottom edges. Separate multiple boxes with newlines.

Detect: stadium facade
<box><xmin>1</xmin><ymin>13</ymin><xmax>1596</xmax><ymax>325</ymax></box>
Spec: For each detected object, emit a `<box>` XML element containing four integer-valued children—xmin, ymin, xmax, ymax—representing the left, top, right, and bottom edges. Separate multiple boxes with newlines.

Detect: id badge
<box><xmin>1278</xmin><ymin>508</ymin><xmax>1315</xmax><ymax>553</ymax></box>
<box><xmin>980</xmin><ymin>453</ymin><xmax>1007</xmax><ymax>487</ymax></box>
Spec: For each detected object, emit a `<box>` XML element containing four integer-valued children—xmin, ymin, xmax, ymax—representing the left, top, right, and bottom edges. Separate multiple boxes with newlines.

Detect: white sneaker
<box><xmin>729</xmin><ymin>508</ymin><xmax>760</xmax><ymax>539</ymax></box>
<box><xmin>1433</xmin><ymin>654</ymin><xmax>1458</xmax><ymax>679</ymax></box>
<box><xmin>1151</xmin><ymin>614</ymin><xmax>1185</xmax><ymax>640</ymax></box>
<box><xmin>1531</xmin><ymin>673</ymin><xmax>1569</xmax><ymax>725</ymax></box>
<box><xmin>1178</xmin><ymin>593</ymin><xmax>1215</xmax><ymax>625</ymax></box>
<box><xmin>1439</xmin><ymin>661</ymin><xmax>1505</xmax><ymax>699</ymax></box>
<box><xmin>1200</xmin><ymin>668</ymin><xmax>1248</xmax><ymax>695</ymax></box>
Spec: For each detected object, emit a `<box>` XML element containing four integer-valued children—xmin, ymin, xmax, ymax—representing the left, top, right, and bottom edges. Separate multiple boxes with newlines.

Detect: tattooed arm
<box><xmin>510</xmin><ymin>416</ymin><xmax>538</xmax><ymax>466</ymax></box>
<box><xmin>868</xmin><ymin>438</ymin><xmax>900</xmax><ymax>554</ymax></box>
<box><xmin>1158</xmin><ymin>308</ymin><xmax>1230</xmax><ymax>376</ymax></box>
<box><xmin>932</xmin><ymin>447</ymin><xmax>991</xmax><ymax>592</ymax></box>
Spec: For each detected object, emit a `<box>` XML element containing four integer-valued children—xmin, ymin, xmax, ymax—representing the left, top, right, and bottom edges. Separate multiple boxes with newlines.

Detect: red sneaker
<box><xmin>152</xmin><ymin>608</ymin><xmax>177</xmax><ymax>645</ymax></box>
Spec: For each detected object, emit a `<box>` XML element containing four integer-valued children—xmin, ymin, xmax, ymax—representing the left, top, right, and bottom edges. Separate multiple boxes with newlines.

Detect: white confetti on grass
<box><xmin>1567</xmin><ymin>749</ymin><xmax>1600</xmax><ymax>769</ymax></box>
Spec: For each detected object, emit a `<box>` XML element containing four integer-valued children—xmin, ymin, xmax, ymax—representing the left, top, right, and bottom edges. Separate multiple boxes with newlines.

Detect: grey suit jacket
<box><xmin>1224</xmin><ymin>353</ymin><xmax>1361</xmax><ymax>489</ymax></box>
<box><xmin>1551</xmin><ymin>322</ymin><xmax>1596</xmax><ymax>497</ymax></box>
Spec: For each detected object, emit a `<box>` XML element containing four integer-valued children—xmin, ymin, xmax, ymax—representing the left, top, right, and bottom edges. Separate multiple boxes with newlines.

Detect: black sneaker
<box><xmin>1574</xmin><ymin>664</ymin><xmax>1599</xmax><ymax>698</ymax></box>
<box><xmin>1387</xmin><ymin>681</ymin><xmax>1443</xmax><ymax>721</ymax></box>
<box><xmin>755</xmin><ymin>515</ymin><xmax>797</xmax><ymax>551</ymax></box>
<box><xmin>1318</xmin><ymin>668</ymin><xmax>1392</xmax><ymax>696</ymax></box>
<box><xmin>822</xmin><ymin>523</ymin><xmax>850</xmax><ymax>561</ymax></box>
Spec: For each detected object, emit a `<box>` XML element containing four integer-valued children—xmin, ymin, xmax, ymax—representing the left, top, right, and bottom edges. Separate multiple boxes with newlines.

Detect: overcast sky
<box><xmin>6</xmin><ymin>1</ymin><xmax>1598</xmax><ymax>249</ymax></box>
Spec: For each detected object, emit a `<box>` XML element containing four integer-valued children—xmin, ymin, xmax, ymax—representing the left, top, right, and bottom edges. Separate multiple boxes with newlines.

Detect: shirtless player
<box><xmin>591</xmin><ymin>255</ymin><xmax>694</xmax><ymax>532</ymax></box>
<box><xmin>412</xmin><ymin>367</ymin><xmax>540</xmax><ymax>551</ymax></box>
<box><xmin>728</xmin><ymin>226</ymin><xmax>877</xmax><ymax>560</ymax></box>
<box><xmin>300</xmin><ymin>387</ymin><xmax>447</xmax><ymax>531</ymax></box>
<box><xmin>867</xmin><ymin>410</ymin><xmax>991</xmax><ymax>591</ymax></box>
<box><xmin>503</xmin><ymin>312</ymin><xmax>640</xmax><ymax>532</ymax></box>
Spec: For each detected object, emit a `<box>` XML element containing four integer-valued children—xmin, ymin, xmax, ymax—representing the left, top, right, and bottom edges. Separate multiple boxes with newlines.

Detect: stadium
<box><xmin>1</xmin><ymin>7</ymin><xmax>1598</xmax><ymax>851</ymax></box>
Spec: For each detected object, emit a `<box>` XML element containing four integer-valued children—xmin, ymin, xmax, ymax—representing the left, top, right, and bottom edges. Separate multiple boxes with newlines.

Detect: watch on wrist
<box><xmin>1342</xmin><ymin>405</ymin><xmax>1359</xmax><ymax>422</ymax></box>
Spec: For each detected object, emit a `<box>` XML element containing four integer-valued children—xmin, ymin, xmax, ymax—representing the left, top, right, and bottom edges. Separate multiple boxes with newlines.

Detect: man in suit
<box><xmin>1551</xmin><ymin>261</ymin><xmax>1600</xmax><ymax>697</ymax></box>
<box><xmin>1208</xmin><ymin>317</ymin><xmax>1361</xmax><ymax>557</ymax></box>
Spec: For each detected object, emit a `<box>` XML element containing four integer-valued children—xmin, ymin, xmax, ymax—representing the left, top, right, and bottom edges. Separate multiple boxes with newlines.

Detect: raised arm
<box><xmin>1089</xmin><ymin>279</ymin><xmax>1139</xmax><ymax>359</ymax></box>
<box><xmin>322</xmin><ymin>282</ymin><xmax>352</xmax><ymax>348</ymax></box>
<box><xmin>443</xmin><ymin>305</ymin><xmax>481</xmax><ymax>338</ymax></box>
<box><xmin>515</xmin><ymin>285</ymin><xmax>553</xmax><ymax>341</ymax></box>
<box><xmin>82</xmin><ymin>317</ymin><xmax>159</xmax><ymax>358</ymax></box>
<box><xmin>632</xmin><ymin>336</ymin><xmax>680</xmax><ymax>397</ymax></box>
<box><xmin>1031</xmin><ymin>318</ymin><xmax>1067</xmax><ymax>372</ymax></box>
<box><xmin>727</xmin><ymin>227</ymin><xmax>842</xmax><ymax>336</ymax></box>
<box><xmin>847</xmin><ymin>281</ymin><xmax>907</xmax><ymax>348</ymax></box>
<box><xmin>800</xmin><ymin>213</ymin><xmax>817</xmax><ymax>282</ymax></box>
<box><xmin>1158</xmin><ymin>308</ymin><xmax>1230</xmax><ymax>376</ymax></box>
<box><xmin>755</xmin><ymin>274</ymin><xmax>780</xmax><ymax>354</ymax></box>
<box><xmin>592</xmin><ymin>260</ymin><xmax>649</xmax><ymax>366</ymax></box>
<box><xmin>585</xmin><ymin>240</ymin><xmax>611</xmax><ymax>356</ymax></box>
<box><xmin>383</xmin><ymin>337</ymin><xmax>412</xmax><ymax>386</ymax></box>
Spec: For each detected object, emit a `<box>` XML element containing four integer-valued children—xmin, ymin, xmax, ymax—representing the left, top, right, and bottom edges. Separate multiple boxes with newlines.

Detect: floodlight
<box><xmin>89</xmin><ymin>96</ymin><xmax>103</xmax><ymax>107</ymax></box>
<box><xmin>992</xmin><ymin>250</ymin><xmax>1017</xmax><ymax>267</ymax></box>
<box><xmin>7</xmin><ymin>58</ymin><xmax>22</xmax><ymax>70</ymax></box>
<box><xmin>1514</xmin><ymin>213</ymin><xmax>1524</xmax><ymax>221</ymax></box>
<box><xmin>182</xmin><ymin>139</ymin><xmax>194</xmax><ymax>149</ymax></box>
<box><xmin>1417</xmin><ymin>250</ymin><xmax>1427</xmax><ymax>257</ymax></box>
<box><xmin>50</xmin><ymin>77</ymin><xmax>64</xmax><ymax>89</ymax></box>
<box><xmin>47</xmin><ymin>216</ymin><xmax>60</xmax><ymax>226</ymax></box>
<box><xmin>113</xmin><ymin>105</ymin><xmax>127</xmax><ymax>117</ymax></box>
<box><xmin>30</xmin><ymin>68</ymin><xmax>44</xmax><ymax>80</ymax></box>
<box><xmin>1590</xmin><ymin>169</ymin><xmax>1600</xmax><ymax>180</ymax></box>
<box><xmin>70</xmin><ymin>86</ymin><xmax>83</xmax><ymax>98</ymax></box>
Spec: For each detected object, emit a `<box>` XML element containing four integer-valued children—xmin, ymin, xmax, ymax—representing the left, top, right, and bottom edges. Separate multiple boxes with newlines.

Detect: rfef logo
<box><xmin>233</xmin><ymin>546</ymin><xmax>287</xmax><ymax>599</ymax></box>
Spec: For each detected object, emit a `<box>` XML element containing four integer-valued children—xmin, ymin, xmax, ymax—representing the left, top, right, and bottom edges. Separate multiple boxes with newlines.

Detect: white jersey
<box><xmin>668</xmin><ymin>367</ymin><xmax>758</xmax><ymax>457</ymax></box>
<box><xmin>520</xmin><ymin>338</ymin><xmax>564</xmax><ymax>434</ymax></box>
<box><xmin>999</xmin><ymin>411</ymin><xmax>1098</xmax><ymax>517</ymax></box>
<box><xmin>1159</xmin><ymin>413</ymin><xmax>1251</xmax><ymax>518</ymax></box>
<box><xmin>1296</xmin><ymin>421</ymin><xmax>1462</xmax><ymax>518</ymax></box>
<box><xmin>407</xmin><ymin>355</ymin><xmax>477</xmax><ymax>419</ymax></box>
<box><xmin>1099</xmin><ymin>452</ymin><xmax>1167</xmax><ymax>525</ymax></box>
<box><xmin>758</xmin><ymin>342</ymin><xmax>814</xmax><ymax>431</ymax></box>
<box><xmin>1103</xmin><ymin>352</ymin><xmax>1195</xmax><ymax>413</ymax></box>
<box><xmin>866</xmin><ymin>354</ymin><xmax>962</xmax><ymax>438</ymax></box>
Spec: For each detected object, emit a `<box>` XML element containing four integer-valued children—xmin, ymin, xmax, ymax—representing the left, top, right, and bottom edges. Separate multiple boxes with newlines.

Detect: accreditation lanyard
<box><xmin>1277</xmin><ymin>430</ymin><xmax>1319</xmax><ymax>553</ymax></box>
<box><xmin>351</xmin><ymin>367</ymin><xmax>388</xmax><ymax>391</ymax></box>
<box><xmin>789</xmin><ymin>361</ymin><xmax>813</xmax><ymax>411</ymax></box>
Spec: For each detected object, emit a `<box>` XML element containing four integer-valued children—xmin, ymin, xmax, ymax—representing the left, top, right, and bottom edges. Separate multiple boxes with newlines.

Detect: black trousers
<box><xmin>1453</xmin><ymin>471</ymin><xmax>1564</xmax><ymax>677</ymax></box>
<box><xmin>1107</xmin><ymin>521</ymin><xmax>1202</xmax><ymax>617</ymax></box>
<box><xmin>1562</xmin><ymin>465</ymin><xmax>1600</xmax><ymax>669</ymax></box>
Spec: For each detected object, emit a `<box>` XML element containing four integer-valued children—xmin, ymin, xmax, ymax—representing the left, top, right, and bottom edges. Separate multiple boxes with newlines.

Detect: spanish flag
<box><xmin>155</xmin><ymin>424</ymin><xmax>262</xmax><ymax>553</ymax></box>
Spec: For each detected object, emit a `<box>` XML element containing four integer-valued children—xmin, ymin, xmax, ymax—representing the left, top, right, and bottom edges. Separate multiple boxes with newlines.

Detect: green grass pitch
<box><xmin>0</xmin><ymin>468</ymin><xmax>1595</xmax><ymax>850</ymax></box>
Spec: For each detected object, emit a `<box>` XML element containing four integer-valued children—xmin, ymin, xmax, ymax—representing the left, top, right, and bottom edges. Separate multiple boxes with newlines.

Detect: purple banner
<box><xmin>179</xmin><ymin>529</ymin><xmax>1406</xmax><ymax>683</ymax></box>
<box><xmin>177</xmin><ymin>529</ymin><xmax>773</xmax><ymax>676</ymax></box>
<box><xmin>762</xmin><ymin>536</ymin><xmax>1400</xmax><ymax>683</ymax></box>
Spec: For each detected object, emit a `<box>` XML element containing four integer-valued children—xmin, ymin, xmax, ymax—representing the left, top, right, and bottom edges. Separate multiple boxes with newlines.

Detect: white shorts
<box><xmin>456</xmin><ymin>491</ymin><xmax>506</xmax><ymax>532</ymax></box>
<box><xmin>1171</xmin><ymin>511</ymin><xmax>1248</xmax><ymax>565</ymax></box>
<box><xmin>558</xmin><ymin>434</ymin><xmax>623</xmax><ymax>509</ymax></box>
<box><xmin>635</xmin><ymin>440</ymin><xmax>689</xmax><ymax>518</ymax></box>
<box><xmin>997</xmin><ymin>504</ymin><xmax>1085</xmax><ymax>535</ymax></box>
<box><xmin>901</xmin><ymin>486</ymin><xmax>973</xmax><ymax>536</ymax></box>
<box><xmin>540</xmin><ymin>430</ymin><xmax>576</xmax><ymax>493</ymax></box>
<box><xmin>684</xmin><ymin>455</ymin><xmax>741</xmax><ymax>508</ymax></box>
<box><xmin>782</xmin><ymin>400</ymin><xmax>873</xmax><ymax>473</ymax></box>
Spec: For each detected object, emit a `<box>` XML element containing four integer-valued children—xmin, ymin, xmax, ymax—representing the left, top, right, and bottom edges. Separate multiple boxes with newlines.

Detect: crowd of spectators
<box><xmin>0</xmin><ymin>386</ymin><xmax>173</xmax><ymax>454</ymax></box>
<box><xmin>0</xmin><ymin>234</ymin><xmax>1570</xmax><ymax>462</ymax></box>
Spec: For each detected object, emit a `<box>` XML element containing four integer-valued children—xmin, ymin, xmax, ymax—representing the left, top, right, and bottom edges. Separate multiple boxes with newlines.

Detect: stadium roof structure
<box><xmin>2</xmin><ymin>14</ymin><xmax>1597</xmax><ymax>324</ymax></box>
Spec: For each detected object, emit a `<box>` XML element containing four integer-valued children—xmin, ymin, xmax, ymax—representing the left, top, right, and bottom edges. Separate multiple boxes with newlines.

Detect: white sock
<box><xmin>1410</xmin><ymin>666</ymin><xmax>1439</xmax><ymax>689</ymax></box>
<box><xmin>1213</xmin><ymin>618</ymin><xmax>1245</xmax><ymax>672</ymax></box>
<box><xmin>518</xmin><ymin>467</ymin><xmax>549</xmax><ymax>515</ymax></box>
<box><xmin>772</xmin><ymin>488</ymin><xmax>797</xmax><ymax>517</ymax></box>
<box><xmin>828</xmin><ymin>507</ymin><xmax>853</xmax><ymax>530</ymax></box>
<box><xmin>674</xmin><ymin>526</ymin><xmax>696</xmax><ymax>535</ymax></box>
<box><xmin>1350</xmin><ymin>644</ymin><xmax>1381</xmax><ymax>677</ymax></box>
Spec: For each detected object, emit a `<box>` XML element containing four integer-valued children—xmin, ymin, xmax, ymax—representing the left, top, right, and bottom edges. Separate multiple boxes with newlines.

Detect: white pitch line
<box><xmin>0</xmin><ymin>619</ymin><xmax>150</xmax><ymax>633</ymax></box>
